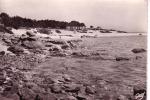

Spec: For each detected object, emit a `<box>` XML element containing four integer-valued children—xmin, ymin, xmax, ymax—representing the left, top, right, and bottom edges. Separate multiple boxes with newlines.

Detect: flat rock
<box><xmin>76</xmin><ymin>94</ymin><xmax>87</xmax><ymax>100</ymax></box>
<box><xmin>71</xmin><ymin>51</ymin><xmax>90</xmax><ymax>57</ymax></box>
<box><xmin>85</xmin><ymin>86</ymin><xmax>95</xmax><ymax>94</ymax></box>
<box><xmin>115</xmin><ymin>57</ymin><xmax>130</xmax><ymax>61</ymax></box>
<box><xmin>22</xmin><ymin>40</ymin><xmax>45</xmax><ymax>50</ymax></box>
<box><xmin>7</xmin><ymin>46</ymin><xmax>24</xmax><ymax>54</ymax></box>
<box><xmin>132</xmin><ymin>48</ymin><xmax>146</xmax><ymax>53</ymax></box>
<box><xmin>48</xmin><ymin>39</ymin><xmax>67</xmax><ymax>45</ymax></box>
<box><xmin>64</xmin><ymin>83</ymin><xmax>80</xmax><ymax>93</ymax></box>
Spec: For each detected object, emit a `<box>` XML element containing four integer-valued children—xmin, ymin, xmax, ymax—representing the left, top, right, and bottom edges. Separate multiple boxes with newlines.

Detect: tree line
<box><xmin>0</xmin><ymin>12</ymin><xmax>85</xmax><ymax>29</ymax></box>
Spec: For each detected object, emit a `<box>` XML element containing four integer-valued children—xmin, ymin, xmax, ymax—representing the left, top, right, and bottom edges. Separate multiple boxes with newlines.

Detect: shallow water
<box><xmin>38</xmin><ymin>35</ymin><xmax>147</xmax><ymax>88</ymax></box>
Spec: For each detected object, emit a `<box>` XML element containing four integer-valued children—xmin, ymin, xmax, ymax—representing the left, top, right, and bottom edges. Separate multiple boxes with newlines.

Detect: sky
<box><xmin>0</xmin><ymin>0</ymin><xmax>148</xmax><ymax>32</ymax></box>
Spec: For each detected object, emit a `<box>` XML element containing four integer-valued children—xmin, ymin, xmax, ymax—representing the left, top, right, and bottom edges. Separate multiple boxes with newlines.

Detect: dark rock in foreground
<box><xmin>132</xmin><ymin>48</ymin><xmax>146</xmax><ymax>53</ymax></box>
<box><xmin>115</xmin><ymin>57</ymin><xmax>130</xmax><ymax>61</ymax></box>
<box><xmin>133</xmin><ymin>85</ymin><xmax>146</xmax><ymax>100</ymax></box>
<box><xmin>50</xmin><ymin>84</ymin><xmax>62</xmax><ymax>93</ymax></box>
<box><xmin>26</xmin><ymin>31</ymin><xmax>36</xmax><ymax>37</ymax></box>
<box><xmin>7</xmin><ymin>46</ymin><xmax>24</xmax><ymax>54</ymax></box>
<box><xmin>85</xmin><ymin>86</ymin><xmax>95</xmax><ymax>94</ymax></box>
<box><xmin>0</xmin><ymin>51</ymin><xmax>5</xmax><ymax>55</ymax></box>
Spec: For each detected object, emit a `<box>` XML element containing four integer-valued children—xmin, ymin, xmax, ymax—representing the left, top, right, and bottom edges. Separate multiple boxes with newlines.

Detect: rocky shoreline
<box><xmin>0</xmin><ymin>28</ymin><xmax>147</xmax><ymax>100</ymax></box>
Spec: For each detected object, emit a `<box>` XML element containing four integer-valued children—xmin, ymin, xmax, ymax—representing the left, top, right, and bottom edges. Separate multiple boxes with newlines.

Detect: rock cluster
<box><xmin>0</xmin><ymin>67</ymin><xmax>146</xmax><ymax>100</ymax></box>
<box><xmin>1</xmin><ymin>31</ymin><xmax>82</xmax><ymax>56</ymax></box>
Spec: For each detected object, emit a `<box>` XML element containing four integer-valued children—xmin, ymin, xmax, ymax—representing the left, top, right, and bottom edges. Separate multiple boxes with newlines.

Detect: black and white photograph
<box><xmin>0</xmin><ymin>0</ymin><xmax>148</xmax><ymax>100</ymax></box>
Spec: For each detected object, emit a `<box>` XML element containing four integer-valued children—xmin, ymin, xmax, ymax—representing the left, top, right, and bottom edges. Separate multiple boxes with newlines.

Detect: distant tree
<box><xmin>0</xmin><ymin>12</ymin><xmax>9</xmax><ymax>19</ymax></box>
<box><xmin>0</xmin><ymin>12</ymin><xmax>85</xmax><ymax>29</ymax></box>
<box><xmin>69</xmin><ymin>21</ymin><xmax>79</xmax><ymax>26</ymax></box>
<box><xmin>0</xmin><ymin>12</ymin><xmax>11</xmax><ymax>27</ymax></box>
<box><xmin>90</xmin><ymin>25</ymin><xmax>94</xmax><ymax>29</ymax></box>
<box><xmin>80</xmin><ymin>23</ymin><xmax>85</xmax><ymax>27</ymax></box>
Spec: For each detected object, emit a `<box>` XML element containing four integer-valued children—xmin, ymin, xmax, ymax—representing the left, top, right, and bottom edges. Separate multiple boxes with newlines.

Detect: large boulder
<box><xmin>20</xmin><ymin>34</ymin><xmax>37</xmax><ymax>41</ymax></box>
<box><xmin>7</xmin><ymin>46</ymin><xmax>24</xmax><ymax>54</ymax></box>
<box><xmin>37</xmin><ymin>28</ymin><xmax>52</xmax><ymax>34</ymax></box>
<box><xmin>0</xmin><ymin>26</ymin><xmax>13</xmax><ymax>34</ymax></box>
<box><xmin>22</xmin><ymin>40</ymin><xmax>45</xmax><ymax>50</ymax></box>
<box><xmin>26</xmin><ymin>31</ymin><xmax>35</xmax><ymax>37</ymax></box>
<box><xmin>11</xmin><ymin>36</ymin><xmax>20</xmax><ymax>44</ymax></box>
<box><xmin>133</xmin><ymin>85</ymin><xmax>146</xmax><ymax>100</ymax></box>
<box><xmin>45</xmin><ymin>39</ymin><xmax>80</xmax><ymax>50</ymax></box>
<box><xmin>64</xmin><ymin>83</ymin><xmax>81</xmax><ymax>93</ymax></box>
<box><xmin>2</xmin><ymin>37</ymin><xmax>12</xmax><ymax>45</ymax></box>
<box><xmin>46</xmin><ymin>39</ymin><xmax>71</xmax><ymax>50</ymax></box>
